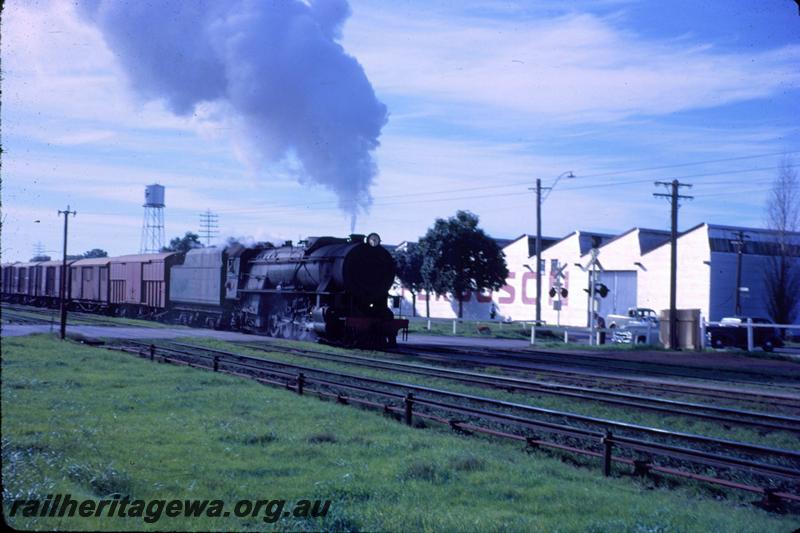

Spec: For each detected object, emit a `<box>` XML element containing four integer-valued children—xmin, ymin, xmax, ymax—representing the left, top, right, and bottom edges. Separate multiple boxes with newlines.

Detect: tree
<box><xmin>162</xmin><ymin>232</ymin><xmax>204</xmax><ymax>253</ymax></box>
<box><xmin>763</xmin><ymin>157</ymin><xmax>800</xmax><ymax>327</ymax></box>
<box><xmin>393</xmin><ymin>243</ymin><xmax>424</xmax><ymax>317</ymax></box>
<box><xmin>30</xmin><ymin>255</ymin><xmax>51</xmax><ymax>262</ymax></box>
<box><xmin>419</xmin><ymin>211</ymin><xmax>509</xmax><ymax>318</ymax></box>
<box><xmin>83</xmin><ymin>248</ymin><xmax>108</xmax><ymax>258</ymax></box>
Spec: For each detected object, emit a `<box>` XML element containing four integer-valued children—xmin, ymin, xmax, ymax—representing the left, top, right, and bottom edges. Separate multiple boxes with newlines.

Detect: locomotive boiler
<box><xmin>238</xmin><ymin>233</ymin><xmax>408</xmax><ymax>346</ymax></box>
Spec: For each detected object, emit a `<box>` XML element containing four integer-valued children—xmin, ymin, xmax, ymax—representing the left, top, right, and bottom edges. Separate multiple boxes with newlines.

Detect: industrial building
<box><xmin>392</xmin><ymin>223</ymin><xmax>800</xmax><ymax>326</ymax></box>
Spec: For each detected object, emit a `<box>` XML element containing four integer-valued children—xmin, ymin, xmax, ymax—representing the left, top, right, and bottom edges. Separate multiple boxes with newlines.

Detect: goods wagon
<box><xmin>1</xmin><ymin>232</ymin><xmax>407</xmax><ymax>347</ymax></box>
<box><xmin>70</xmin><ymin>257</ymin><xmax>111</xmax><ymax>311</ymax></box>
<box><xmin>109</xmin><ymin>252</ymin><xmax>183</xmax><ymax>315</ymax></box>
<box><xmin>36</xmin><ymin>260</ymin><xmax>69</xmax><ymax>306</ymax></box>
<box><xmin>7</xmin><ymin>262</ymin><xmax>38</xmax><ymax>302</ymax></box>
<box><xmin>1</xmin><ymin>263</ymin><xmax>18</xmax><ymax>296</ymax></box>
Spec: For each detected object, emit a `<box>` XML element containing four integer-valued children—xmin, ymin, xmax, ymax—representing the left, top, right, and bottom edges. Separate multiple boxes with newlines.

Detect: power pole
<box><xmin>529</xmin><ymin>179</ymin><xmax>549</xmax><ymax>324</ymax></box>
<box><xmin>530</xmin><ymin>171</ymin><xmax>574</xmax><ymax>325</ymax></box>
<box><xmin>199</xmin><ymin>209</ymin><xmax>219</xmax><ymax>246</ymax></box>
<box><xmin>732</xmin><ymin>230</ymin><xmax>748</xmax><ymax>315</ymax></box>
<box><xmin>653</xmin><ymin>180</ymin><xmax>693</xmax><ymax>350</ymax></box>
<box><xmin>58</xmin><ymin>206</ymin><xmax>77</xmax><ymax>340</ymax></box>
<box><xmin>535</xmin><ymin>179</ymin><xmax>543</xmax><ymax>324</ymax></box>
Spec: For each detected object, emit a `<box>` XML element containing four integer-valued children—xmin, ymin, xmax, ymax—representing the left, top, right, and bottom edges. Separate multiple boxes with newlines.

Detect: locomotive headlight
<box><xmin>366</xmin><ymin>233</ymin><xmax>381</xmax><ymax>247</ymax></box>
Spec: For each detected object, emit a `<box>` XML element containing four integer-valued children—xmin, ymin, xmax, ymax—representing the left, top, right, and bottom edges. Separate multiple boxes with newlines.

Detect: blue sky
<box><xmin>2</xmin><ymin>0</ymin><xmax>798</xmax><ymax>261</ymax></box>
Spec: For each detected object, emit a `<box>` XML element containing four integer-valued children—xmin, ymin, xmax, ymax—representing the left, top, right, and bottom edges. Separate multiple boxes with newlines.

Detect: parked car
<box><xmin>607</xmin><ymin>307</ymin><xmax>658</xmax><ymax>329</ymax></box>
<box><xmin>707</xmin><ymin>316</ymin><xmax>784</xmax><ymax>352</ymax></box>
<box><xmin>609</xmin><ymin>307</ymin><xmax>660</xmax><ymax>345</ymax></box>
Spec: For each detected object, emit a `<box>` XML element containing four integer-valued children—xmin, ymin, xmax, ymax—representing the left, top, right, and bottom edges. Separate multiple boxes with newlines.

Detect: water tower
<box><xmin>140</xmin><ymin>184</ymin><xmax>166</xmax><ymax>253</ymax></box>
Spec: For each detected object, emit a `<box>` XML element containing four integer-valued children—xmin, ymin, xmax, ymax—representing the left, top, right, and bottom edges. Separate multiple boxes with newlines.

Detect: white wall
<box><xmin>390</xmin><ymin>223</ymin><xmax>800</xmax><ymax>326</ymax></box>
<box><xmin>638</xmin><ymin>225</ymin><xmax>711</xmax><ymax>318</ymax></box>
<box><xmin>540</xmin><ymin>233</ymin><xmax>591</xmax><ymax>326</ymax></box>
<box><xmin>590</xmin><ymin>229</ymin><xmax>646</xmax><ymax>320</ymax></box>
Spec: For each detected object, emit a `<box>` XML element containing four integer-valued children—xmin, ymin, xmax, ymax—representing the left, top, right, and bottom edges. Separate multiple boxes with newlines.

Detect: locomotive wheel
<box><xmin>267</xmin><ymin>315</ymin><xmax>282</xmax><ymax>337</ymax></box>
<box><xmin>280</xmin><ymin>322</ymin><xmax>295</xmax><ymax>339</ymax></box>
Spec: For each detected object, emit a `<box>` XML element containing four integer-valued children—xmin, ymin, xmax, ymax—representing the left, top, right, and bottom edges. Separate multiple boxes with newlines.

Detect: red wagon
<box><xmin>109</xmin><ymin>253</ymin><xmax>183</xmax><ymax>316</ymax></box>
<box><xmin>70</xmin><ymin>257</ymin><xmax>111</xmax><ymax>311</ymax></box>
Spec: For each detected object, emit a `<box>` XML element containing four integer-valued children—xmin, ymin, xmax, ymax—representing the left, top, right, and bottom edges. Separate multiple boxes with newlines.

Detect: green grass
<box><xmin>405</xmin><ymin>319</ymin><xmax>671</xmax><ymax>349</ymax></box>
<box><xmin>528</xmin><ymin>341</ymin><xmax>668</xmax><ymax>352</ymax></box>
<box><xmin>406</xmin><ymin>319</ymin><xmax>532</xmax><ymax>340</ymax></box>
<box><xmin>4</xmin><ymin>334</ymin><xmax>798</xmax><ymax>532</ymax></box>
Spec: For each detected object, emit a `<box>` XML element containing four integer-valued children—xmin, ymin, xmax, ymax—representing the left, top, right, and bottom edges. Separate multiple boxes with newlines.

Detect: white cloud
<box><xmin>345</xmin><ymin>6</ymin><xmax>800</xmax><ymax>123</ymax></box>
<box><xmin>2</xmin><ymin>0</ymin><xmax>798</xmax><ymax>261</ymax></box>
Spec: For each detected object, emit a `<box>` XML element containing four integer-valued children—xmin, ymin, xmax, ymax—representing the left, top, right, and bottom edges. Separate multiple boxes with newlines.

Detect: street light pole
<box><xmin>732</xmin><ymin>230</ymin><xmax>747</xmax><ymax>315</ymax></box>
<box><xmin>532</xmin><ymin>171</ymin><xmax>574</xmax><ymax>325</ymax></box>
<box><xmin>535</xmin><ymin>178</ymin><xmax>542</xmax><ymax>325</ymax></box>
<box><xmin>58</xmin><ymin>206</ymin><xmax>76</xmax><ymax>340</ymax></box>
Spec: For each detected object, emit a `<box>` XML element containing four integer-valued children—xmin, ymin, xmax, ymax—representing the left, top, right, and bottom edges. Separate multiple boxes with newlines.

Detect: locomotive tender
<box><xmin>1</xmin><ymin>233</ymin><xmax>408</xmax><ymax>347</ymax></box>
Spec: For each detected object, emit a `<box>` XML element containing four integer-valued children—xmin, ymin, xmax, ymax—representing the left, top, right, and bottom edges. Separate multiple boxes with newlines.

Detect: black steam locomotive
<box><xmin>2</xmin><ymin>233</ymin><xmax>408</xmax><ymax>348</ymax></box>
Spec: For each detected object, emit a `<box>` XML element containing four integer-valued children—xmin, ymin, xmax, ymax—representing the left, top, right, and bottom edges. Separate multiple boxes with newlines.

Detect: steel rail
<box><xmin>401</xmin><ymin>345</ymin><xmax>800</xmax><ymax>387</ymax></box>
<box><xmin>160</xmin><ymin>341</ymin><xmax>800</xmax><ymax>460</ymax></box>
<box><xmin>1</xmin><ymin>304</ymin><xmax>128</xmax><ymax>328</ymax></box>
<box><xmin>112</xmin><ymin>341</ymin><xmax>800</xmax><ymax>503</ymax></box>
<box><xmin>388</xmin><ymin>345</ymin><xmax>800</xmax><ymax>408</ymax></box>
<box><xmin>235</xmin><ymin>342</ymin><xmax>800</xmax><ymax>432</ymax></box>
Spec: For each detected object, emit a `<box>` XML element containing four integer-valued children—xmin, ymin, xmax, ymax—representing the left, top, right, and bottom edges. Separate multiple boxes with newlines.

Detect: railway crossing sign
<box><xmin>550</xmin><ymin>260</ymin><xmax>568</xmax><ymax>323</ymax></box>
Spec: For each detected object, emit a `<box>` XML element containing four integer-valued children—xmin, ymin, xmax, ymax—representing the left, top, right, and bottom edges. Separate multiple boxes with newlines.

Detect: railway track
<box><xmin>223</xmin><ymin>341</ymin><xmax>800</xmax><ymax>433</ymax></box>
<box><xmin>390</xmin><ymin>345</ymin><xmax>800</xmax><ymax>408</ymax></box>
<box><xmin>1</xmin><ymin>304</ymin><xmax>139</xmax><ymax>328</ymax></box>
<box><xmin>396</xmin><ymin>344</ymin><xmax>800</xmax><ymax>389</ymax></box>
<box><xmin>108</xmin><ymin>339</ymin><xmax>800</xmax><ymax>508</ymax></box>
<box><xmin>1</xmin><ymin>308</ymin><xmax>55</xmax><ymax>325</ymax></box>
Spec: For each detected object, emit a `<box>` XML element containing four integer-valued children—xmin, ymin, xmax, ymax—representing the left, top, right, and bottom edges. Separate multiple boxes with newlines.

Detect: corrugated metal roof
<box><xmin>110</xmin><ymin>252</ymin><xmax>180</xmax><ymax>263</ymax></box>
<box><xmin>36</xmin><ymin>260</ymin><xmax>75</xmax><ymax>267</ymax></box>
<box><xmin>70</xmin><ymin>257</ymin><xmax>112</xmax><ymax>267</ymax></box>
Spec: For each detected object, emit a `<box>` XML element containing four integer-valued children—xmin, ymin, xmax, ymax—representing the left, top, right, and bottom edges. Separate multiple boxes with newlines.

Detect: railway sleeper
<box><xmin>110</xmin><ymin>340</ymin><xmax>800</xmax><ymax>509</ymax></box>
<box><xmin>758</xmin><ymin>488</ymin><xmax>787</xmax><ymax>514</ymax></box>
<box><xmin>449</xmin><ymin>419</ymin><xmax>472</xmax><ymax>436</ymax></box>
<box><xmin>633</xmin><ymin>457</ymin><xmax>652</xmax><ymax>477</ymax></box>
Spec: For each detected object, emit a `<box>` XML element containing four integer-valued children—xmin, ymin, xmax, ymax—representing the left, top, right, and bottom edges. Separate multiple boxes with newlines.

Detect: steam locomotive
<box><xmin>1</xmin><ymin>233</ymin><xmax>408</xmax><ymax>348</ymax></box>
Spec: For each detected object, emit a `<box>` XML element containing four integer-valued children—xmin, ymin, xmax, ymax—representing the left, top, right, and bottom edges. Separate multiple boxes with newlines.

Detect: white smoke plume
<box><xmin>77</xmin><ymin>0</ymin><xmax>387</xmax><ymax>218</ymax></box>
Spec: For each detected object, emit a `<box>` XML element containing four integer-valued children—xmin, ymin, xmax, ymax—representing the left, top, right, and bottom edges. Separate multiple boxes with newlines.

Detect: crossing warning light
<box><xmin>595</xmin><ymin>283</ymin><xmax>609</xmax><ymax>298</ymax></box>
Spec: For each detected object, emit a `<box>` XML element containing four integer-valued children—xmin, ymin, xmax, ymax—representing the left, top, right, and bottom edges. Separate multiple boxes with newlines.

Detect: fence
<box><xmin>403</xmin><ymin>316</ymin><xmax>533</xmax><ymax>336</ymax></box>
<box><xmin>404</xmin><ymin>314</ymin><xmax>800</xmax><ymax>353</ymax></box>
<box><xmin>700</xmin><ymin>319</ymin><xmax>800</xmax><ymax>352</ymax></box>
<box><xmin>115</xmin><ymin>340</ymin><xmax>800</xmax><ymax>507</ymax></box>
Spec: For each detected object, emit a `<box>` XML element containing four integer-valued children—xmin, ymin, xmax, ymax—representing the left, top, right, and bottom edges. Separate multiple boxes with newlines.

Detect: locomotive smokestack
<box><xmin>78</xmin><ymin>0</ymin><xmax>386</xmax><ymax>220</ymax></box>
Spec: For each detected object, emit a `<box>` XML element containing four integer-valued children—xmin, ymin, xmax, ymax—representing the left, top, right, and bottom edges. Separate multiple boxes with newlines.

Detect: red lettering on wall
<box><xmin>498</xmin><ymin>272</ymin><xmax>516</xmax><ymax>304</ymax></box>
<box><xmin>521</xmin><ymin>271</ymin><xmax>537</xmax><ymax>305</ymax></box>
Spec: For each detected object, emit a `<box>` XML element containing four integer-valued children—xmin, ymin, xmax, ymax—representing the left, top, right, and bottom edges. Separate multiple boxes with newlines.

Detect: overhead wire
<box><xmin>206</xmin><ymin>161</ymin><xmax>798</xmax><ymax>215</ymax></box>
<box><xmin>210</xmin><ymin>149</ymin><xmax>799</xmax><ymax>214</ymax></box>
